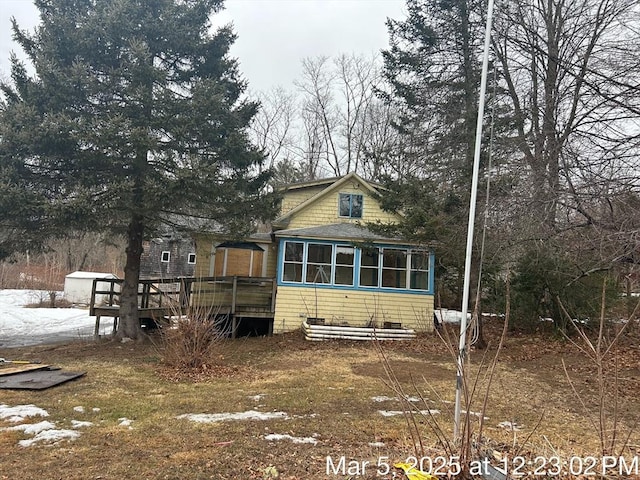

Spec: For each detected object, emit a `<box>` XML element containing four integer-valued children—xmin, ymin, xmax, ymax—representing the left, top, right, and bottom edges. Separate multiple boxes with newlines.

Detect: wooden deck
<box><xmin>90</xmin><ymin>276</ymin><xmax>276</xmax><ymax>338</ymax></box>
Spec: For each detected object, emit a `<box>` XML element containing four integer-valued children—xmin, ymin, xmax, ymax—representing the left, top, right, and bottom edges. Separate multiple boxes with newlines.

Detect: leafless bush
<box><xmin>560</xmin><ymin>280</ymin><xmax>640</xmax><ymax>457</ymax></box>
<box><xmin>375</xmin><ymin>288</ymin><xmax>510</xmax><ymax>479</ymax></box>
<box><xmin>160</xmin><ymin>303</ymin><xmax>231</xmax><ymax>370</ymax></box>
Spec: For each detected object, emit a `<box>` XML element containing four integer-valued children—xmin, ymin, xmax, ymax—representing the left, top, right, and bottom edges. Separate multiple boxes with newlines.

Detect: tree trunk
<box><xmin>116</xmin><ymin>215</ymin><xmax>144</xmax><ymax>341</ymax></box>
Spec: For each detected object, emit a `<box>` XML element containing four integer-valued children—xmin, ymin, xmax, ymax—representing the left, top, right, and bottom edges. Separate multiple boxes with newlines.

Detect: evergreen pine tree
<box><xmin>379</xmin><ymin>0</ymin><xmax>481</xmax><ymax>294</ymax></box>
<box><xmin>0</xmin><ymin>0</ymin><xmax>275</xmax><ymax>340</ymax></box>
<box><xmin>379</xmin><ymin>0</ymin><xmax>503</xmax><ymax>346</ymax></box>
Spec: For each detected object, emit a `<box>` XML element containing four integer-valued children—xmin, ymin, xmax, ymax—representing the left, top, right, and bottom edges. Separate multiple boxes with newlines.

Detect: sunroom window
<box><xmin>382</xmin><ymin>249</ymin><xmax>407</xmax><ymax>288</ymax></box>
<box><xmin>334</xmin><ymin>246</ymin><xmax>355</xmax><ymax>285</ymax></box>
<box><xmin>306</xmin><ymin>243</ymin><xmax>332</xmax><ymax>283</ymax></box>
<box><xmin>410</xmin><ymin>250</ymin><xmax>430</xmax><ymax>290</ymax></box>
<box><xmin>283</xmin><ymin>241</ymin><xmax>304</xmax><ymax>282</ymax></box>
<box><xmin>359</xmin><ymin>247</ymin><xmax>379</xmax><ymax>286</ymax></box>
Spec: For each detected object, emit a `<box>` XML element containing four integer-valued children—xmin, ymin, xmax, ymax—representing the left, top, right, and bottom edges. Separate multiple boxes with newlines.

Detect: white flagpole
<box><xmin>453</xmin><ymin>0</ymin><xmax>496</xmax><ymax>441</ymax></box>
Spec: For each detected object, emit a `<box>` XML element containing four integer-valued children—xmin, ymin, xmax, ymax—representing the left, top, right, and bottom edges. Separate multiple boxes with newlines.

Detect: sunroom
<box><xmin>271</xmin><ymin>223</ymin><xmax>435</xmax><ymax>333</ymax></box>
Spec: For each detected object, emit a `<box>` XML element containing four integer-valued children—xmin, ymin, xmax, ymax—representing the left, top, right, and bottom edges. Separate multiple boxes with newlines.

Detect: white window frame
<box><xmin>282</xmin><ymin>241</ymin><xmax>304</xmax><ymax>283</ymax></box>
<box><xmin>409</xmin><ymin>250</ymin><xmax>430</xmax><ymax>291</ymax></box>
<box><xmin>306</xmin><ymin>243</ymin><xmax>333</xmax><ymax>284</ymax></box>
<box><xmin>358</xmin><ymin>248</ymin><xmax>430</xmax><ymax>291</ymax></box>
<box><xmin>160</xmin><ymin>251</ymin><xmax>171</xmax><ymax>263</ymax></box>
<box><xmin>334</xmin><ymin>245</ymin><xmax>355</xmax><ymax>286</ymax></box>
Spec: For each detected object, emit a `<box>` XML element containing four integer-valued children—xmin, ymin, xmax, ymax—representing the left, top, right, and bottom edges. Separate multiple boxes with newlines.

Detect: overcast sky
<box><xmin>0</xmin><ymin>0</ymin><xmax>407</xmax><ymax>92</ymax></box>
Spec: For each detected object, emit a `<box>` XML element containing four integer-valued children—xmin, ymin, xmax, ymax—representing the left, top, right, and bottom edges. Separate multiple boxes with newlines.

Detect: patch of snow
<box><xmin>264</xmin><ymin>433</ymin><xmax>318</xmax><ymax>445</ymax></box>
<box><xmin>371</xmin><ymin>395</ymin><xmax>421</xmax><ymax>403</ymax></box>
<box><xmin>118</xmin><ymin>418</ymin><xmax>133</xmax><ymax>427</ymax></box>
<box><xmin>0</xmin><ymin>404</ymin><xmax>49</xmax><ymax>423</ymax></box>
<box><xmin>92</xmin><ymin>407</ymin><xmax>101</xmax><ymax>412</ymax></box>
<box><xmin>378</xmin><ymin>410</ymin><xmax>403</xmax><ymax>417</ymax></box>
<box><xmin>71</xmin><ymin>420</ymin><xmax>93</xmax><ymax>428</ymax></box>
<box><xmin>248</xmin><ymin>394</ymin><xmax>265</xmax><ymax>402</ymax></box>
<box><xmin>434</xmin><ymin>309</ymin><xmax>507</xmax><ymax>325</ymax></box>
<box><xmin>178</xmin><ymin>410</ymin><xmax>289</xmax><ymax>423</ymax></box>
<box><xmin>461</xmin><ymin>410</ymin><xmax>489</xmax><ymax>420</ymax></box>
<box><xmin>1</xmin><ymin>404</ymin><xmax>87</xmax><ymax>447</ymax></box>
<box><xmin>18</xmin><ymin>429</ymin><xmax>80</xmax><ymax>447</ymax></box>
<box><xmin>371</xmin><ymin>395</ymin><xmax>395</xmax><ymax>402</ymax></box>
<box><xmin>292</xmin><ymin>413</ymin><xmax>318</xmax><ymax>419</ymax></box>
<box><xmin>369</xmin><ymin>441</ymin><xmax>386</xmax><ymax>447</ymax></box>
<box><xmin>4</xmin><ymin>421</ymin><xmax>56</xmax><ymax>435</ymax></box>
<box><xmin>434</xmin><ymin>309</ymin><xmax>470</xmax><ymax>324</ymax></box>
<box><xmin>498</xmin><ymin>421</ymin><xmax>523</xmax><ymax>431</ymax></box>
<box><xmin>0</xmin><ymin>289</ymin><xmax>114</xmax><ymax>347</ymax></box>
<box><xmin>73</xmin><ymin>406</ymin><xmax>85</xmax><ymax>413</ymax></box>
<box><xmin>378</xmin><ymin>409</ymin><xmax>440</xmax><ymax>417</ymax></box>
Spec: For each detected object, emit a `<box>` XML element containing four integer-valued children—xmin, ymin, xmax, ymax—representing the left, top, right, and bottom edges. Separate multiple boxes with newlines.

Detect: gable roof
<box><xmin>273</xmin><ymin>172</ymin><xmax>384</xmax><ymax>229</ymax></box>
<box><xmin>278</xmin><ymin>172</ymin><xmax>383</xmax><ymax>193</ymax></box>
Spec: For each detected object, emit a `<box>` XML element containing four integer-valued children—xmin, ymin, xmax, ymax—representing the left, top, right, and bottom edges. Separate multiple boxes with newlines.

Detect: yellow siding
<box><xmin>285</xmin><ymin>183</ymin><xmax>401</xmax><ymax>229</ymax></box>
<box><xmin>272</xmin><ymin>286</ymin><xmax>434</xmax><ymax>333</ymax></box>
<box><xmin>279</xmin><ymin>186</ymin><xmax>327</xmax><ymax>215</ymax></box>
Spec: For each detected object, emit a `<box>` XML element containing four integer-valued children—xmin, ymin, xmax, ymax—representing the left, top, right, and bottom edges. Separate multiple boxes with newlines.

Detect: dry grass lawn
<box><xmin>1</xmin><ymin>320</ymin><xmax>639</xmax><ymax>479</ymax></box>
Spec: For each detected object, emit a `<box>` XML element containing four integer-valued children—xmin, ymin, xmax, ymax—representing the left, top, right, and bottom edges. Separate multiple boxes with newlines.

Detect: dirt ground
<box><xmin>1</xmin><ymin>318</ymin><xmax>639</xmax><ymax>479</ymax></box>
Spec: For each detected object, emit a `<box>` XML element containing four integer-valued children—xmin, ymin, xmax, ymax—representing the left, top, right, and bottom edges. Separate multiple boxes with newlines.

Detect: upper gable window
<box><xmin>339</xmin><ymin>193</ymin><xmax>363</xmax><ymax>218</ymax></box>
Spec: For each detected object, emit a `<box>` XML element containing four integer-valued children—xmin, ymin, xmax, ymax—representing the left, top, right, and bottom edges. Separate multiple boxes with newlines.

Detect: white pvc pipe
<box><xmin>453</xmin><ymin>0</ymin><xmax>496</xmax><ymax>441</ymax></box>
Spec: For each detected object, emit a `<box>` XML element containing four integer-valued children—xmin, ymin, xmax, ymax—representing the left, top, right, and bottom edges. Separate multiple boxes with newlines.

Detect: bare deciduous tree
<box><xmin>494</xmin><ymin>0</ymin><xmax>640</xmax><ymax>233</ymax></box>
<box><xmin>249</xmin><ymin>86</ymin><xmax>296</xmax><ymax>171</ymax></box>
<box><xmin>294</xmin><ymin>54</ymin><xmax>391</xmax><ymax>178</ymax></box>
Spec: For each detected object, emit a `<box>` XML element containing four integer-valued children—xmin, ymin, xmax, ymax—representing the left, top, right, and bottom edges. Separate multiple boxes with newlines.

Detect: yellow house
<box><xmin>193</xmin><ymin>172</ymin><xmax>435</xmax><ymax>337</ymax></box>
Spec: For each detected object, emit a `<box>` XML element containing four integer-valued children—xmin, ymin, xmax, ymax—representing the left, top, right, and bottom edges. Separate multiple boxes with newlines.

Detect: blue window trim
<box><xmin>277</xmin><ymin>238</ymin><xmax>434</xmax><ymax>295</ymax></box>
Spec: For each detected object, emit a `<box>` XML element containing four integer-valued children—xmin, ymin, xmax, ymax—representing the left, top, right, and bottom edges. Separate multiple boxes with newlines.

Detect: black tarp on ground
<box><xmin>0</xmin><ymin>367</ymin><xmax>85</xmax><ymax>390</ymax></box>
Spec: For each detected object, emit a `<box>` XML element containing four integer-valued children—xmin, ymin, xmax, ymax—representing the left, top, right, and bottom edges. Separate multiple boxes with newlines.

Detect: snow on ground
<box><xmin>434</xmin><ymin>309</ymin><xmax>468</xmax><ymax>324</ymax></box>
<box><xmin>0</xmin><ymin>404</ymin><xmax>49</xmax><ymax>423</ymax></box>
<box><xmin>18</xmin><ymin>428</ymin><xmax>81</xmax><ymax>447</ymax></box>
<box><xmin>498</xmin><ymin>421</ymin><xmax>523</xmax><ymax>431</ymax></box>
<box><xmin>0</xmin><ymin>289</ymin><xmax>478</xmax><ymax>348</ymax></box>
<box><xmin>264</xmin><ymin>433</ymin><xmax>319</xmax><ymax>445</ymax></box>
<box><xmin>0</xmin><ymin>289</ymin><xmax>114</xmax><ymax>348</ymax></box>
<box><xmin>461</xmin><ymin>409</ymin><xmax>489</xmax><ymax>420</ymax></box>
<box><xmin>5</xmin><ymin>420</ymin><xmax>57</xmax><ymax>435</ymax></box>
<box><xmin>0</xmin><ymin>404</ymin><xmax>101</xmax><ymax>447</ymax></box>
<box><xmin>371</xmin><ymin>395</ymin><xmax>421</xmax><ymax>403</ymax></box>
<box><xmin>378</xmin><ymin>409</ymin><xmax>441</xmax><ymax>417</ymax></box>
<box><xmin>177</xmin><ymin>410</ymin><xmax>290</xmax><ymax>423</ymax></box>
<box><xmin>118</xmin><ymin>418</ymin><xmax>134</xmax><ymax>429</ymax></box>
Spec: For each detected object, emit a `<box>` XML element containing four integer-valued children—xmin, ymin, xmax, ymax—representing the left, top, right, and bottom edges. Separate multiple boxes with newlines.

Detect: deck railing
<box><xmin>89</xmin><ymin>276</ymin><xmax>276</xmax><ymax>318</ymax></box>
